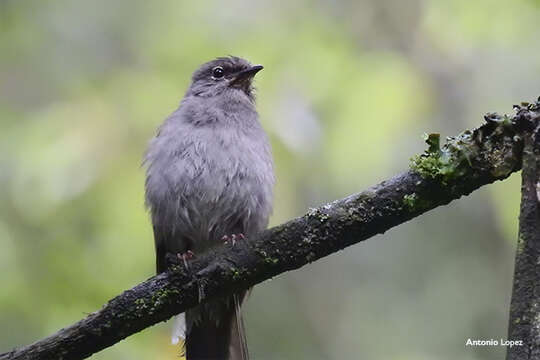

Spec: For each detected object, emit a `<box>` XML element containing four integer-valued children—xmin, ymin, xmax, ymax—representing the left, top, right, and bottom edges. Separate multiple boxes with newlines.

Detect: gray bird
<box><xmin>144</xmin><ymin>56</ymin><xmax>274</xmax><ymax>360</ymax></box>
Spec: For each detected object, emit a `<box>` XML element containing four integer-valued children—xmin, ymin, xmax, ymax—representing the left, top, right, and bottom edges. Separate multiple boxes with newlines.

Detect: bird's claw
<box><xmin>177</xmin><ymin>250</ymin><xmax>195</xmax><ymax>269</ymax></box>
<box><xmin>221</xmin><ymin>233</ymin><xmax>245</xmax><ymax>247</ymax></box>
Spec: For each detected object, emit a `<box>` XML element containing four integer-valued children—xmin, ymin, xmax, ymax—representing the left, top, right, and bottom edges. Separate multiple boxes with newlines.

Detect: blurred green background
<box><xmin>1</xmin><ymin>0</ymin><xmax>539</xmax><ymax>359</ymax></box>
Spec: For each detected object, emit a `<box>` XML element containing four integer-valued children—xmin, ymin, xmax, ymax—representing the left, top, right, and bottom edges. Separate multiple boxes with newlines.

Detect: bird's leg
<box><xmin>221</xmin><ymin>233</ymin><xmax>245</xmax><ymax>247</ymax></box>
<box><xmin>177</xmin><ymin>250</ymin><xmax>195</xmax><ymax>269</ymax></box>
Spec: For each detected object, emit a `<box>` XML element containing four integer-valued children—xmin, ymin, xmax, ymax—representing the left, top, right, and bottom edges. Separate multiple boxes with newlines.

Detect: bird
<box><xmin>144</xmin><ymin>56</ymin><xmax>274</xmax><ymax>360</ymax></box>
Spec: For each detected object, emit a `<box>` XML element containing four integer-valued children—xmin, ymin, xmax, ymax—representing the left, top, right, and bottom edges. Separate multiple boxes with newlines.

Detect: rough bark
<box><xmin>507</xmin><ymin>103</ymin><xmax>540</xmax><ymax>359</ymax></box>
<box><xmin>1</xmin><ymin>101</ymin><xmax>538</xmax><ymax>360</ymax></box>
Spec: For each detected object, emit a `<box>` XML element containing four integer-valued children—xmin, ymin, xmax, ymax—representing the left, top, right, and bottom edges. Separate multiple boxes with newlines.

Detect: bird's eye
<box><xmin>212</xmin><ymin>66</ymin><xmax>224</xmax><ymax>78</ymax></box>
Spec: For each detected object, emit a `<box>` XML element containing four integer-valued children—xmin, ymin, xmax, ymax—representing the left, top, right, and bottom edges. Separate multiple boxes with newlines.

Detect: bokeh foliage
<box><xmin>1</xmin><ymin>0</ymin><xmax>539</xmax><ymax>359</ymax></box>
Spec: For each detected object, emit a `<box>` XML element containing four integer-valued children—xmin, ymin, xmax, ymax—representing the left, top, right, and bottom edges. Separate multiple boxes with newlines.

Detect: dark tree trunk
<box><xmin>507</xmin><ymin>112</ymin><xmax>540</xmax><ymax>360</ymax></box>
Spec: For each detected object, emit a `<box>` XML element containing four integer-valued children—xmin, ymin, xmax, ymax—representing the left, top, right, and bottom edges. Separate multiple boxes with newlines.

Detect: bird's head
<box><xmin>187</xmin><ymin>56</ymin><xmax>263</xmax><ymax>101</ymax></box>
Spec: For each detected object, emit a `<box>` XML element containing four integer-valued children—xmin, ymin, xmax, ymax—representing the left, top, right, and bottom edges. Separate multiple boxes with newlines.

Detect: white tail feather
<box><xmin>171</xmin><ymin>313</ymin><xmax>186</xmax><ymax>345</ymax></box>
<box><xmin>233</xmin><ymin>294</ymin><xmax>249</xmax><ymax>360</ymax></box>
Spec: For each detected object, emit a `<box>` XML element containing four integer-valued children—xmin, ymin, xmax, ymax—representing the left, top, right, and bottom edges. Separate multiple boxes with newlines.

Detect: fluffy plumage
<box><xmin>144</xmin><ymin>56</ymin><xmax>274</xmax><ymax>360</ymax></box>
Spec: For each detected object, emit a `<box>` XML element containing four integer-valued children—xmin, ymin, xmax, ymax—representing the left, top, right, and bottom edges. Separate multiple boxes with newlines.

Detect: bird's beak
<box><xmin>230</xmin><ymin>65</ymin><xmax>263</xmax><ymax>88</ymax></box>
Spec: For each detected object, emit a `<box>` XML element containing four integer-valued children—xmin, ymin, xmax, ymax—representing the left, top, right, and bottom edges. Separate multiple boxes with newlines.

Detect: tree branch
<box><xmin>507</xmin><ymin>103</ymin><xmax>540</xmax><ymax>359</ymax></box>
<box><xmin>1</xmin><ymin>101</ymin><xmax>538</xmax><ymax>360</ymax></box>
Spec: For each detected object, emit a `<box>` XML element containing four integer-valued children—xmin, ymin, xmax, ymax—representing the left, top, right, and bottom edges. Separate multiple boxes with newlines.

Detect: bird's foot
<box><xmin>221</xmin><ymin>233</ymin><xmax>245</xmax><ymax>247</ymax></box>
<box><xmin>177</xmin><ymin>250</ymin><xmax>195</xmax><ymax>269</ymax></box>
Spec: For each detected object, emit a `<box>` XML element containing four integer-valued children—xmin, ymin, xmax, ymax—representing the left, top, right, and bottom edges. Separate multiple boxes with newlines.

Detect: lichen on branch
<box><xmin>411</xmin><ymin>113</ymin><xmax>522</xmax><ymax>185</ymax></box>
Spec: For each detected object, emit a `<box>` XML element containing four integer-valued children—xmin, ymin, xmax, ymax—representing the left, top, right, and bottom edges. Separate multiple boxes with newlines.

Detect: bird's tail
<box><xmin>182</xmin><ymin>293</ymin><xmax>249</xmax><ymax>360</ymax></box>
<box><xmin>229</xmin><ymin>294</ymin><xmax>249</xmax><ymax>360</ymax></box>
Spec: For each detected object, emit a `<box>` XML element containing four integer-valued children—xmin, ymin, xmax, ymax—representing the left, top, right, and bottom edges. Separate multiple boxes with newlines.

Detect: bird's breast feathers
<box><xmin>145</xmin><ymin>118</ymin><xmax>273</xmax><ymax>245</ymax></box>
